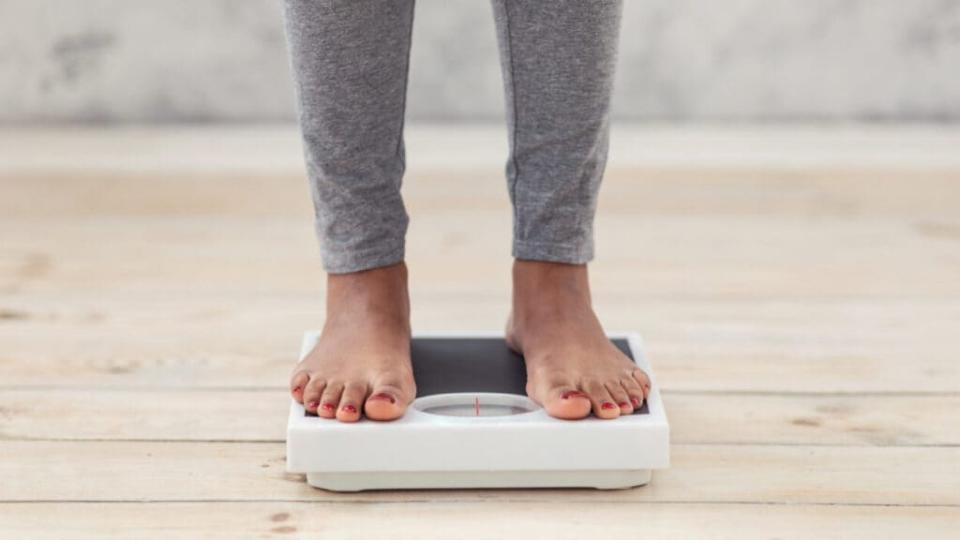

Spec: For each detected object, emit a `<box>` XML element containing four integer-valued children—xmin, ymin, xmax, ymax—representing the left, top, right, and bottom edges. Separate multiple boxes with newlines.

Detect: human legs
<box><xmin>282</xmin><ymin>0</ymin><xmax>648</xmax><ymax>423</ymax></box>
<box><xmin>492</xmin><ymin>0</ymin><xmax>619</xmax><ymax>263</ymax></box>
<box><xmin>285</xmin><ymin>0</ymin><xmax>414</xmax><ymax>274</ymax></box>
<box><xmin>491</xmin><ymin>0</ymin><xmax>650</xmax><ymax>419</ymax></box>
<box><xmin>284</xmin><ymin>0</ymin><xmax>416</xmax><ymax>422</ymax></box>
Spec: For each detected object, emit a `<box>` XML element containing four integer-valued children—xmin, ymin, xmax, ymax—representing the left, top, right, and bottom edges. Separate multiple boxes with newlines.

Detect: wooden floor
<box><xmin>1</xmin><ymin>126</ymin><xmax>959</xmax><ymax>538</ymax></box>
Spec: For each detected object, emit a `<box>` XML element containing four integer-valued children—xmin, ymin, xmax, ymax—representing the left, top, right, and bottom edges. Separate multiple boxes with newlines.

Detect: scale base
<box><xmin>306</xmin><ymin>469</ymin><xmax>652</xmax><ymax>492</ymax></box>
<box><xmin>288</xmin><ymin>332</ymin><xmax>669</xmax><ymax>492</ymax></box>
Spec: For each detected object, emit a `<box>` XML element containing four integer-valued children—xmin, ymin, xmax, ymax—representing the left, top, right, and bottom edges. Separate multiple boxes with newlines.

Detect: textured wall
<box><xmin>1</xmin><ymin>0</ymin><xmax>959</xmax><ymax>123</ymax></box>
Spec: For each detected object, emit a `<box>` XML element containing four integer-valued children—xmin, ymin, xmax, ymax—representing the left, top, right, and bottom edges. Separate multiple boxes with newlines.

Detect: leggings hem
<box><xmin>320</xmin><ymin>242</ymin><xmax>406</xmax><ymax>274</ymax></box>
<box><xmin>512</xmin><ymin>239</ymin><xmax>594</xmax><ymax>265</ymax></box>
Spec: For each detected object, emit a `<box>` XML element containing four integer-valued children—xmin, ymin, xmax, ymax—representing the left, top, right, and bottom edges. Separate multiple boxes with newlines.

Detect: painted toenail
<box><xmin>561</xmin><ymin>391</ymin><xmax>588</xmax><ymax>400</ymax></box>
<box><xmin>630</xmin><ymin>397</ymin><xmax>641</xmax><ymax>407</ymax></box>
<box><xmin>321</xmin><ymin>402</ymin><xmax>335</xmax><ymax>412</ymax></box>
<box><xmin>618</xmin><ymin>401</ymin><xmax>630</xmax><ymax>408</ymax></box>
<box><xmin>341</xmin><ymin>404</ymin><xmax>357</xmax><ymax>413</ymax></box>
<box><xmin>292</xmin><ymin>386</ymin><xmax>302</xmax><ymax>394</ymax></box>
<box><xmin>601</xmin><ymin>402</ymin><xmax>616</xmax><ymax>410</ymax></box>
<box><xmin>369</xmin><ymin>393</ymin><xmax>396</xmax><ymax>404</ymax></box>
<box><xmin>307</xmin><ymin>400</ymin><xmax>319</xmax><ymax>409</ymax></box>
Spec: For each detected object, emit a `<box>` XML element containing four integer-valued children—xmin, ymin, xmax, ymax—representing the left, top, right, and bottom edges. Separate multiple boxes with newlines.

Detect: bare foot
<box><xmin>290</xmin><ymin>262</ymin><xmax>415</xmax><ymax>422</ymax></box>
<box><xmin>506</xmin><ymin>260</ymin><xmax>651</xmax><ymax>420</ymax></box>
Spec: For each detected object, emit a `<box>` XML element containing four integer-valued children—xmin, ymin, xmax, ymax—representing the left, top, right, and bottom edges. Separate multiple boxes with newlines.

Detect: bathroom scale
<box><xmin>286</xmin><ymin>332</ymin><xmax>670</xmax><ymax>491</ymax></box>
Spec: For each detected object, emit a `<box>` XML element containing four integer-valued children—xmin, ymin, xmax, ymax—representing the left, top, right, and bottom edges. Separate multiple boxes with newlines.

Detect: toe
<box><xmin>364</xmin><ymin>384</ymin><xmax>408</xmax><ymax>421</ymax></box>
<box><xmin>301</xmin><ymin>375</ymin><xmax>326</xmax><ymax>414</ymax></box>
<box><xmin>621</xmin><ymin>377</ymin><xmax>645</xmax><ymax>410</ymax></box>
<box><xmin>585</xmin><ymin>380</ymin><xmax>620</xmax><ymax>419</ymax></box>
<box><xmin>336</xmin><ymin>382</ymin><xmax>366</xmax><ymax>422</ymax></box>
<box><xmin>540</xmin><ymin>385</ymin><xmax>592</xmax><ymax>420</ymax></box>
<box><xmin>632</xmin><ymin>368</ymin><xmax>652</xmax><ymax>399</ymax></box>
<box><xmin>317</xmin><ymin>382</ymin><xmax>343</xmax><ymax>419</ymax></box>
<box><xmin>606</xmin><ymin>382</ymin><xmax>633</xmax><ymax>415</ymax></box>
<box><xmin>290</xmin><ymin>370</ymin><xmax>310</xmax><ymax>403</ymax></box>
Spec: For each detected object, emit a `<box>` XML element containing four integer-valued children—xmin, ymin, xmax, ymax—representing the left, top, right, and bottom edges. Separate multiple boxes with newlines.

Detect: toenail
<box><xmin>292</xmin><ymin>386</ymin><xmax>302</xmax><ymax>394</ymax></box>
<box><xmin>307</xmin><ymin>400</ymin><xmax>319</xmax><ymax>409</ymax></box>
<box><xmin>369</xmin><ymin>393</ymin><xmax>396</xmax><ymax>404</ymax></box>
<box><xmin>601</xmin><ymin>402</ymin><xmax>617</xmax><ymax>410</ymax></box>
<box><xmin>341</xmin><ymin>404</ymin><xmax>357</xmax><ymax>413</ymax></box>
<box><xmin>561</xmin><ymin>391</ymin><xmax>588</xmax><ymax>400</ymax></box>
<box><xmin>630</xmin><ymin>397</ymin><xmax>641</xmax><ymax>407</ymax></box>
<box><xmin>321</xmin><ymin>402</ymin><xmax>335</xmax><ymax>412</ymax></box>
<box><xmin>618</xmin><ymin>401</ymin><xmax>630</xmax><ymax>408</ymax></box>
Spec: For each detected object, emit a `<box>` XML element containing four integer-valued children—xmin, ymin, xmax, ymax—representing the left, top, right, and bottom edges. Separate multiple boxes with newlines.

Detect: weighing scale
<box><xmin>286</xmin><ymin>332</ymin><xmax>670</xmax><ymax>491</ymax></box>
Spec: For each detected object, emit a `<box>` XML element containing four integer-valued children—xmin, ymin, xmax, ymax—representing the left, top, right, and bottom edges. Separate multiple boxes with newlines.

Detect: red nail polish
<box><xmin>307</xmin><ymin>400</ymin><xmax>319</xmax><ymax>409</ymax></box>
<box><xmin>292</xmin><ymin>386</ymin><xmax>302</xmax><ymax>394</ymax></box>
<box><xmin>618</xmin><ymin>401</ymin><xmax>630</xmax><ymax>408</ymax></box>
<box><xmin>561</xmin><ymin>391</ymin><xmax>587</xmax><ymax>400</ymax></box>
<box><xmin>341</xmin><ymin>404</ymin><xmax>357</xmax><ymax>413</ymax></box>
<box><xmin>369</xmin><ymin>393</ymin><xmax>396</xmax><ymax>404</ymax></box>
<box><xmin>631</xmin><ymin>396</ymin><xmax>641</xmax><ymax>407</ymax></box>
<box><xmin>321</xmin><ymin>402</ymin><xmax>335</xmax><ymax>412</ymax></box>
<box><xmin>601</xmin><ymin>402</ymin><xmax>617</xmax><ymax>410</ymax></box>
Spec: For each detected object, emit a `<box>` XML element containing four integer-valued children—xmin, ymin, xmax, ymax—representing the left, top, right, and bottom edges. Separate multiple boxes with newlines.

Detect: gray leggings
<box><xmin>283</xmin><ymin>0</ymin><xmax>623</xmax><ymax>273</ymax></box>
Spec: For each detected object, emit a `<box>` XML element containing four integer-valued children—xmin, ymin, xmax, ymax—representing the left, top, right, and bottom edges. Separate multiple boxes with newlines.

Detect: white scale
<box><xmin>287</xmin><ymin>332</ymin><xmax>670</xmax><ymax>491</ymax></box>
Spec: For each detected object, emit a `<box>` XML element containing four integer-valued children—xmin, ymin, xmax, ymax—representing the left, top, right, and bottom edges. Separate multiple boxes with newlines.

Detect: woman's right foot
<box><xmin>289</xmin><ymin>262</ymin><xmax>415</xmax><ymax>422</ymax></box>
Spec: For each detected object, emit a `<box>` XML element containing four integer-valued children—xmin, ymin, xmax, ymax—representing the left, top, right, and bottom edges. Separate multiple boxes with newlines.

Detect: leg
<box><xmin>284</xmin><ymin>0</ymin><xmax>417</xmax><ymax>422</ymax></box>
<box><xmin>491</xmin><ymin>0</ymin><xmax>650</xmax><ymax>419</ymax></box>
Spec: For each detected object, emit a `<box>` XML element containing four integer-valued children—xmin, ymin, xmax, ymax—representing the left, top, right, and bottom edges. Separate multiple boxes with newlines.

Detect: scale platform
<box><xmin>286</xmin><ymin>332</ymin><xmax>669</xmax><ymax>491</ymax></box>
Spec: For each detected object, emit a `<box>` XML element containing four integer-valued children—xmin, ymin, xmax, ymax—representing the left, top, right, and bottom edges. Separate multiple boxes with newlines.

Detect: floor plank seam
<box><xmin>4</xmin><ymin>438</ymin><xmax>958</xmax><ymax>448</ymax></box>
<box><xmin>1</xmin><ymin>500</ymin><xmax>957</xmax><ymax>508</ymax></box>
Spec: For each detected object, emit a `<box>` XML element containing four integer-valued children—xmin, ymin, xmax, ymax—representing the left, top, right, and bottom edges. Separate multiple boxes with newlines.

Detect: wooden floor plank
<box><xmin>2</xmin><ymin>296</ymin><xmax>958</xmax><ymax>393</ymax></box>
<box><xmin>4</xmin><ymin>163</ymin><xmax>960</xmax><ymax>219</ymax></box>
<box><xmin>1</xmin><ymin>502</ymin><xmax>957</xmax><ymax>540</ymax></box>
<box><xmin>1</xmin><ymin>390</ymin><xmax>957</xmax><ymax>447</ymax></box>
<box><xmin>2</xmin><ymin>441</ymin><xmax>957</xmax><ymax>505</ymax></box>
<box><xmin>3</xmin><ymin>213</ymin><xmax>960</xmax><ymax>299</ymax></box>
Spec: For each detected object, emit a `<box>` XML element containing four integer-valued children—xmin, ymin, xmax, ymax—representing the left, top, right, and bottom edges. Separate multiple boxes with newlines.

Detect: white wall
<box><xmin>1</xmin><ymin>0</ymin><xmax>959</xmax><ymax>123</ymax></box>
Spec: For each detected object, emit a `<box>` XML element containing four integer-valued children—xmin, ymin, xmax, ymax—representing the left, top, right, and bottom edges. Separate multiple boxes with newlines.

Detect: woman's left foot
<box><xmin>506</xmin><ymin>260</ymin><xmax>651</xmax><ymax>420</ymax></box>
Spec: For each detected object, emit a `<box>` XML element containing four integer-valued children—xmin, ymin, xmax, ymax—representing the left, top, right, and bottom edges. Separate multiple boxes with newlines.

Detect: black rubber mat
<box><xmin>410</xmin><ymin>337</ymin><xmax>648</xmax><ymax>415</ymax></box>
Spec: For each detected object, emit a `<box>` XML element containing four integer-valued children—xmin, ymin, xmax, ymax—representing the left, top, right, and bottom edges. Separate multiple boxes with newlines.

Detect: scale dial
<box><xmin>413</xmin><ymin>392</ymin><xmax>540</xmax><ymax>417</ymax></box>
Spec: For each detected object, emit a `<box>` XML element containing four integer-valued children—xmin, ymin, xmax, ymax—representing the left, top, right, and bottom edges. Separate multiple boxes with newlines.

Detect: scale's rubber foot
<box><xmin>306</xmin><ymin>470</ymin><xmax>652</xmax><ymax>492</ymax></box>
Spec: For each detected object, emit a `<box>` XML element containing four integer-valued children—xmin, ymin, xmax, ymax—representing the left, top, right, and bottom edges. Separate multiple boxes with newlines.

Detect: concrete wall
<box><xmin>2</xmin><ymin>0</ymin><xmax>959</xmax><ymax>124</ymax></box>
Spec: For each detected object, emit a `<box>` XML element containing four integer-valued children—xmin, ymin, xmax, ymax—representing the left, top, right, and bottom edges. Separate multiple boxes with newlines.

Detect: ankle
<box><xmin>510</xmin><ymin>260</ymin><xmax>595</xmax><ymax>331</ymax></box>
<box><xmin>324</xmin><ymin>262</ymin><xmax>410</xmax><ymax>325</ymax></box>
<box><xmin>513</xmin><ymin>258</ymin><xmax>591</xmax><ymax>301</ymax></box>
